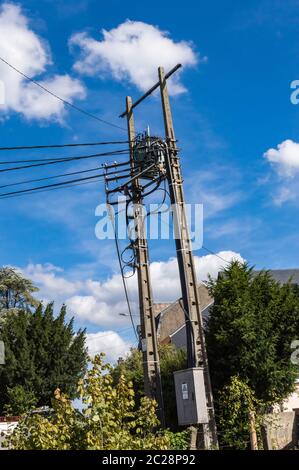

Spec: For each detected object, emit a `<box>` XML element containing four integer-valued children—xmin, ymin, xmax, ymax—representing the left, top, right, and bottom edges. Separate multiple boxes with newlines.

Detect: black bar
<box><xmin>119</xmin><ymin>64</ymin><xmax>182</xmax><ymax>118</ymax></box>
<box><xmin>0</xmin><ymin>450</ymin><xmax>298</xmax><ymax>466</ymax></box>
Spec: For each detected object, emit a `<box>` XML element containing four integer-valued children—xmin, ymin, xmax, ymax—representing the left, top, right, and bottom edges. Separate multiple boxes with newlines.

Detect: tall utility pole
<box><xmin>158</xmin><ymin>66</ymin><xmax>218</xmax><ymax>448</ymax></box>
<box><xmin>125</xmin><ymin>97</ymin><xmax>165</xmax><ymax>427</ymax></box>
<box><xmin>115</xmin><ymin>64</ymin><xmax>218</xmax><ymax>448</ymax></box>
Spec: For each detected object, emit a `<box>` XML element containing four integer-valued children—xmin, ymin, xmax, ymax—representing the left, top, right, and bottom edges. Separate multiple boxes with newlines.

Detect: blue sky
<box><xmin>0</xmin><ymin>0</ymin><xmax>299</xmax><ymax>360</ymax></box>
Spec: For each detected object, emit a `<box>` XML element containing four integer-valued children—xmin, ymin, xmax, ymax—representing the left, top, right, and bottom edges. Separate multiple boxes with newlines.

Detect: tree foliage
<box><xmin>217</xmin><ymin>376</ymin><xmax>263</xmax><ymax>450</ymax></box>
<box><xmin>0</xmin><ymin>267</ymin><xmax>39</xmax><ymax>312</ymax></box>
<box><xmin>159</xmin><ymin>345</ymin><xmax>187</xmax><ymax>429</ymax></box>
<box><xmin>4</xmin><ymin>385</ymin><xmax>37</xmax><ymax>417</ymax></box>
<box><xmin>112</xmin><ymin>348</ymin><xmax>144</xmax><ymax>405</ymax></box>
<box><xmin>6</xmin><ymin>355</ymin><xmax>177</xmax><ymax>450</ymax></box>
<box><xmin>205</xmin><ymin>261</ymin><xmax>299</xmax><ymax>448</ymax></box>
<box><xmin>206</xmin><ymin>261</ymin><xmax>299</xmax><ymax>405</ymax></box>
<box><xmin>0</xmin><ymin>303</ymin><xmax>88</xmax><ymax>413</ymax></box>
<box><xmin>112</xmin><ymin>345</ymin><xmax>187</xmax><ymax>430</ymax></box>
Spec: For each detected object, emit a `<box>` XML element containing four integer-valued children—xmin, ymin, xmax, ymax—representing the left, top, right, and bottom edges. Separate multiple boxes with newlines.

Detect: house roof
<box><xmin>155</xmin><ymin>284</ymin><xmax>212</xmax><ymax>344</ymax></box>
<box><xmin>258</xmin><ymin>269</ymin><xmax>299</xmax><ymax>285</ymax></box>
<box><xmin>155</xmin><ymin>269</ymin><xmax>299</xmax><ymax>344</ymax></box>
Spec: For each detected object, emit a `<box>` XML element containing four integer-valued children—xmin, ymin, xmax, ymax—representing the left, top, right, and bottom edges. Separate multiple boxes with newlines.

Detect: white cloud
<box><xmin>21</xmin><ymin>252</ymin><xmax>243</xmax><ymax>362</ymax></box>
<box><xmin>195</xmin><ymin>251</ymin><xmax>244</xmax><ymax>280</ymax></box>
<box><xmin>264</xmin><ymin>139</ymin><xmax>299</xmax><ymax>177</ymax></box>
<box><xmin>273</xmin><ymin>186</ymin><xmax>297</xmax><ymax>206</ymax></box>
<box><xmin>24</xmin><ymin>263</ymin><xmax>80</xmax><ymax>299</ymax></box>
<box><xmin>264</xmin><ymin>139</ymin><xmax>299</xmax><ymax>205</ymax></box>
<box><xmin>186</xmin><ymin>169</ymin><xmax>242</xmax><ymax>218</ymax></box>
<box><xmin>146</xmin><ymin>251</ymin><xmax>243</xmax><ymax>302</ymax></box>
<box><xmin>0</xmin><ymin>3</ymin><xmax>86</xmax><ymax>121</ymax></box>
<box><xmin>86</xmin><ymin>331</ymin><xmax>132</xmax><ymax>363</ymax></box>
<box><xmin>69</xmin><ymin>20</ymin><xmax>198</xmax><ymax>95</ymax></box>
<box><xmin>21</xmin><ymin>250</ymin><xmax>243</xmax><ymax>328</ymax></box>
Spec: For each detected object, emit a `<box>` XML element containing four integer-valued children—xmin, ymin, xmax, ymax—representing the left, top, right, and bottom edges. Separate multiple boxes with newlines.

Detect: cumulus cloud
<box><xmin>0</xmin><ymin>3</ymin><xmax>86</xmax><ymax>121</ymax></box>
<box><xmin>86</xmin><ymin>331</ymin><xmax>132</xmax><ymax>363</ymax></box>
<box><xmin>69</xmin><ymin>20</ymin><xmax>198</xmax><ymax>95</ymax></box>
<box><xmin>264</xmin><ymin>139</ymin><xmax>299</xmax><ymax>205</ymax></box>
<box><xmin>22</xmin><ymin>250</ymin><xmax>243</xmax><ymax>328</ymax></box>
<box><xmin>264</xmin><ymin>139</ymin><xmax>299</xmax><ymax>177</ymax></box>
<box><xmin>24</xmin><ymin>263</ymin><xmax>80</xmax><ymax>300</ymax></box>
<box><xmin>22</xmin><ymin>252</ymin><xmax>243</xmax><ymax>362</ymax></box>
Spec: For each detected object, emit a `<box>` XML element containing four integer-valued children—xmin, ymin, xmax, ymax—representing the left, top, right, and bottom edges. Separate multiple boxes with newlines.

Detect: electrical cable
<box><xmin>107</xmin><ymin>205</ymin><xmax>138</xmax><ymax>340</ymax></box>
<box><xmin>0</xmin><ymin>173</ymin><xmax>106</xmax><ymax>198</ymax></box>
<box><xmin>0</xmin><ymin>55</ymin><xmax>127</xmax><ymax>132</ymax></box>
<box><xmin>141</xmin><ymin>175</ymin><xmax>164</xmax><ymax>199</ymax></box>
<box><xmin>115</xmin><ymin>171</ymin><xmax>166</xmax><ymax>279</ymax></box>
<box><xmin>0</xmin><ymin>175</ymin><xmax>105</xmax><ymax>200</ymax></box>
<box><xmin>0</xmin><ymin>165</ymin><xmax>132</xmax><ymax>190</ymax></box>
<box><xmin>0</xmin><ymin>162</ymin><xmax>136</xmax><ymax>197</ymax></box>
<box><xmin>142</xmin><ymin>180</ymin><xmax>231</xmax><ymax>268</ymax></box>
<box><xmin>144</xmin><ymin>176</ymin><xmax>168</xmax><ymax>217</ymax></box>
<box><xmin>91</xmin><ymin>327</ymin><xmax>133</xmax><ymax>338</ymax></box>
<box><xmin>0</xmin><ymin>148</ymin><xmax>129</xmax><ymax>164</ymax></box>
<box><xmin>201</xmin><ymin>246</ymin><xmax>231</xmax><ymax>265</ymax></box>
<box><xmin>121</xmin><ymin>245</ymin><xmax>136</xmax><ymax>266</ymax></box>
<box><xmin>0</xmin><ymin>140</ymin><xmax>130</xmax><ymax>151</ymax></box>
<box><xmin>0</xmin><ymin>149</ymin><xmax>129</xmax><ymax>173</ymax></box>
<box><xmin>0</xmin><ymin>166</ymin><xmax>102</xmax><ymax>189</ymax></box>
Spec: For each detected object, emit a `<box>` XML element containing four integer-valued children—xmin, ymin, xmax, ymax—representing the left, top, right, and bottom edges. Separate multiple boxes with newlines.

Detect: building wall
<box><xmin>156</xmin><ymin>284</ymin><xmax>213</xmax><ymax>345</ymax></box>
<box><xmin>282</xmin><ymin>381</ymin><xmax>299</xmax><ymax>412</ymax></box>
<box><xmin>262</xmin><ymin>411</ymin><xmax>298</xmax><ymax>449</ymax></box>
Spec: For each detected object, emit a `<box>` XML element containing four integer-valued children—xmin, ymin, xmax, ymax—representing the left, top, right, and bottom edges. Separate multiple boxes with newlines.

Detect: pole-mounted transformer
<box><xmin>133</xmin><ymin>134</ymin><xmax>166</xmax><ymax>179</ymax></box>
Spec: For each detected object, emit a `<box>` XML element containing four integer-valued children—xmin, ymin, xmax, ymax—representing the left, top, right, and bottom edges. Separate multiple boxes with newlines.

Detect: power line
<box><xmin>0</xmin><ymin>166</ymin><xmax>101</xmax><ymax>189</ymax></box>
<box><xmin>0</xmin><ymin>175</ymin><xmax>105</xmax><ymax>200</ymax></box>
<box><xmin>0</xmin><ymin>165</ymin><xmax>131</xmax><ymax>190</ymax></box>
<box><xmin>0</xmin><ymin>140</ymin><xmax>130</xmax><ymax>151</ymax></box>
<box><xmin>139</xmin><ymin>191</ymin><xmax>232</xmax><ymax>267</ymax></box>
<box><xmin>0</xmin><ymin>173</ymin><xmax>106</xmax><ymax>198</ymax></box>
<box><xmin>0</xmin><ymin>163</ymin><xmax>134</xmax><ymax>198</ymax></box>
<box><xmin>201</xmin><ymin>245</ymin><xmax>231</xmax><ymax>265</ymax></box>
<box><xmin>0</xmin><ymin>55</ymin><xmax>126</xmax><ymax>132</ymax></box>
<box><xmin>0</xmin><ymin>148</ymin><xmax>128</xmax><ymax>164</ymax></box>
<box><xmin>108</xmin><ymin>206</ymin><xmax>138</xmax><ymax>341</ymax></box>
<box><xmin>150</xmin><ymin>213</ymin><xmax>232</xmax><ymax>266</ymax></box>
<box><xmin>0</xmin><ymin>149</ymin><xmax>129</xmax><ymax>173</ymax></box>
<box><xmin>91</xmin><ymin>327</ymin><xmax>133</xmax><ymax>338</ymax></box>
<box><xmin>114</xmin><ymin>237</ymin><xmax>139</xmax><ymax>341</ymax></box>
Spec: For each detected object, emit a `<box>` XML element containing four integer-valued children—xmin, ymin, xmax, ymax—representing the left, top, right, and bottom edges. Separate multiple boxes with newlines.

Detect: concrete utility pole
<box><xmin>249</xmin><ymin>411</ymin><xmax>258</xmax><ymax>450</ymax></box>
<box><xmin>113</xmin><ymin>64</ymin><xmax>218</xmax><ymax>448</ymax></box>
<box><xmin>158</xmin><ymin>66</ymin><xmax>218</xmax><ymax>449</ymax></box>
<box><xmin>125</xmin><ymin>97</ymin><xmax>165</xmax><ymax>427</ymax></box>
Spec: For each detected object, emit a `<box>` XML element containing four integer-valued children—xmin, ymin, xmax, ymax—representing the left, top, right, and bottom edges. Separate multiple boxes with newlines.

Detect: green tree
<box><xmin>206</xmin><ymin>261</ymin><xmax>299</xmax><ymax>403</ymax></box>
<box><xmin>217</xmin><ymin>376</ymin><xmax>263</xmax><ymax>450</ymax></box>
<box><xmin>0</xmin><ymin>303</ymin><xmax>88</xmax><ymax>413</ymax></box>
<box><xmin>6</xmin><ymin>355</ymin><xmax>179</xmax><ymax>450</ymax></box>
<box><xmin>4</xmin><ymin>385</ymin><xmax>37</xmax><ymax>416</ymax></box>
<box><xmin>112</xmin><ymin>345</ymin><xmax>187</xmax><ymax>430</ymax></box>
<box><xmin>0</xmin><ymin>267</ymin><xmax>39</xmax><ymax>313</ymax></box>
<box><xmin>112</xmin><ymin>348</ymin><xmax>144</xmax><ymax>405</ymax></box>
<box><xmin>160</xmin><ymin>345</ymin><xmax>187</xmax><ymax>429</ymax></box>
<box><xmin>205</xmin><ymin>261</ymin><xmax>299</xmax><ymax>448</ymax></box>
